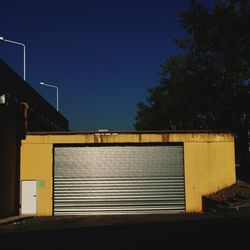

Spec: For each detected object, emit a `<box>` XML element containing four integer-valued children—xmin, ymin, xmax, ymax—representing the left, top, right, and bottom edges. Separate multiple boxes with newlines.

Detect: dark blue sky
<box><xmin>0</xmin><ymin>0</ymin><xmax>214</xmax><ymax>131</ymax></box>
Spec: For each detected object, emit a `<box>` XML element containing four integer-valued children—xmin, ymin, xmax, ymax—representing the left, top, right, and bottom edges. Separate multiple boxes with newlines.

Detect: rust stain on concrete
<box><xmin>162</xmin><ymin>134</ymin><xmax>169</xmax><ymax>142</ymax></box>
<box><xmin>138</xmin><ymin>134</ymin><xmax>142</xmax><ymax>143</ymax></box>
<box><xmin>94</xmin><ymin>135</ymin><xmax>99</xmax><ymax>143</ymax></box>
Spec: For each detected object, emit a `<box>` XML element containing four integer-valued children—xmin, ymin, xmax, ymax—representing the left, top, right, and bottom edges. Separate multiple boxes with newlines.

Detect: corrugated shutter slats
<box><xmin>54</xmin><ymin>145</ymin><xmax>185</xmax><ymax>215</ymax></box>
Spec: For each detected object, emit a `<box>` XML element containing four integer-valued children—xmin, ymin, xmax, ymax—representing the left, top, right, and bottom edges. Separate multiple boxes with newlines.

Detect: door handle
<box><xmin>33</xmin><ymin>195</ymin><xmax>36</xmax><ymax>197</ymax></box>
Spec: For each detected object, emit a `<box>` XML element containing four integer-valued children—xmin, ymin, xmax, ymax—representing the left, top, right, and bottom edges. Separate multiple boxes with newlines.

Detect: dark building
<box><xmin>0</xmin><ymin>59</ymin><xmax>69</xmax><ymax>218</ymax></box>
<box><xmin>0</xmin><ymin>59</ymin><xmax>69</xmax><ymax>131</ymax></box>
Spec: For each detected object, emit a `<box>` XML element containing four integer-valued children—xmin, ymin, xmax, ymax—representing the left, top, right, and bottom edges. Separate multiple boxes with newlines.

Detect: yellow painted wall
<box><xmin>184</xmin><ymin>142</ymin><xmax>236</xmax><ymax>212</ymax></box>
<box><xmin>20</xmin><ymin>143</ymin><xmax>53</xmax><ymax>216</ymax></box>
<box><xmin>22</xmin><ymin>132</ymin><xmax>233</xmax><ymax>144</ymax></box>
<box><xmin>20</xmin><ymin>132</ymin><xmax>236</xmax><ymax>215</ymax></box>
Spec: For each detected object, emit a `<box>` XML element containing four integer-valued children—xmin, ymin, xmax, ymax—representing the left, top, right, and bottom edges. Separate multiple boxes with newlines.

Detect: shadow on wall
<box><xmin>0</xmin><ymin>104</ymin><xmax>25</xmax><ymax>218</ymax></box>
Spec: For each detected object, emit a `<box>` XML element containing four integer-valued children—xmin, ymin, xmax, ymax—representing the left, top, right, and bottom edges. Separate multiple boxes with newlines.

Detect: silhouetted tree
<box><xmin>135</xmin><ymin>0</ymin><xmax>250</xmax><ymax>178</ymax></box>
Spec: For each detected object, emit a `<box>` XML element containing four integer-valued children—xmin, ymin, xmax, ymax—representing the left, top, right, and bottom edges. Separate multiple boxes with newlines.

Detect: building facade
<box><xmin>0</xmin><ymin>59</ymin><xmax>69</xmax><ymax>218</ymax></box>
<box><xmin>20</xmin><ymin>131</ymin><xmax>236</xmax><ymax>215</ymax></box>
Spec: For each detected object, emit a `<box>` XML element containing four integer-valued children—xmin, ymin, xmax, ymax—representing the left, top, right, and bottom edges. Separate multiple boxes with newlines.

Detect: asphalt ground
<box><xmin>0</xmin><ymin>210</ymin><xmax>250</xmax><ymax>249</ymax></box>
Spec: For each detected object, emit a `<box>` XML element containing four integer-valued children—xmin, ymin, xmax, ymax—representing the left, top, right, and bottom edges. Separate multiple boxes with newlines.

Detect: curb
<box><xmin>0</xmin><ymin>215</ymin><xmax>33</xmax><ymax>226</ymax></box>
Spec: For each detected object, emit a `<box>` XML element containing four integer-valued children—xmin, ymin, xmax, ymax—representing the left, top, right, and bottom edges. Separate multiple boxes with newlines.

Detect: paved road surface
<box><xmin>0</xmin><ymin>210</ymin><xmax>249</xmax><ymax>249</ymax></box>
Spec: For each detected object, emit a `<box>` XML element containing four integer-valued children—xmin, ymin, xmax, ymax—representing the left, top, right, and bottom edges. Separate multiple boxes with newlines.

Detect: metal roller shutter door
<box><xmin>54</xmin><ymin>145</ymin><xmax>185</xmax><ymax>215</ymax></box>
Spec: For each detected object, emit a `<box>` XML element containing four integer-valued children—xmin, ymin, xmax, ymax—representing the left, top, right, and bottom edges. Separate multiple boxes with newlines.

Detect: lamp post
<box><xmin>40</xmin><ymin>82</ymin><xmax>59</xmax><ymax>111</ymax></box>
<box><xmin>0</xmin><ymin>36</ymin><xmax>26</xmax><ymax>81</ymax></box>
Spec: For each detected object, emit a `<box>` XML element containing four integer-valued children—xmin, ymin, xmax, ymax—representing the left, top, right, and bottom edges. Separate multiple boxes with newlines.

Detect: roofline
<box><xmin>0</xmin><ymin>59</ymin><xmax>69</xmax><ymax>130</ymax></box>
<box><xmin>27</xmin><ymin>130</ymin><xmax>233</xmax><ymax>135</ymax></box>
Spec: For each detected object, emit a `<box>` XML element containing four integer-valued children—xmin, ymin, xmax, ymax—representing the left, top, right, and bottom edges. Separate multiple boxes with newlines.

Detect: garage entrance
<box><xmin>53</xmin><ymin>144</ymin><xmax>185</xmax><ymax>215</ymax></box>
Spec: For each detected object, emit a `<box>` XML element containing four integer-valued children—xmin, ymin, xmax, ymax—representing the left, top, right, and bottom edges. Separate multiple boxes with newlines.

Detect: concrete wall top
<box><xmin>23</xmin><ymin>131</ymin><xmax>234</xmax><ymax>144</ymax></box>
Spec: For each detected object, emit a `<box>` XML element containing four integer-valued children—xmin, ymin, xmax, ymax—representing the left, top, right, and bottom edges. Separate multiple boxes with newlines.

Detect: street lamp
<box><xmin>40</xmin><ymin>82</ymin><xmax>59</xmax><ymax>111</ymax></box>
<box><xmin>0</xmin><ymin>36</ymin><xmax>26</xmax><ymax>81</ymax></box>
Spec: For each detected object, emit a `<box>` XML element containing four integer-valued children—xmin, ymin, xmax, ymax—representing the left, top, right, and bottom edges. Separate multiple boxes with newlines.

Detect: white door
<box><xmin>21</xmin><ymin>180</ymin><xmax>37</xmax><ymax>215</ymax></box>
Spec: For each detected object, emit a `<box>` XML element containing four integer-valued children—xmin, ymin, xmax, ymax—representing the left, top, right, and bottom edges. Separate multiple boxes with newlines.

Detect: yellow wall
<box><xmin>20</xmin><ymin>143</ymin><xmax>53</xmax><ymax>216</ymax></box>
<box><xmin>20</xmin><ymin>132</ymin><xmax>236</xmax><ymax>215</ymax></box>
<box><xmin>184</xmin><ymin>142</ymin><xmax>236</xmax><ymax>212</ymax></box>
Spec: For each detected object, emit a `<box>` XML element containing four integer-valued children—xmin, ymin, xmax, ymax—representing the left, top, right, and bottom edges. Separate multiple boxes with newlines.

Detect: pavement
<box><xmin>0</xmin><ymin>209</ymin><xmax>248</xmax><ymax>232</ymax></box>
<box><xmin>2</xmin><ymin>181</ymin><xmax>250</xmax><ymax>249</ymax></box>
<box><xmin>0</xmin><ymin>209</ymin><xmax>250</xmax><ymax>249</ymax></box>
<box><xmin>0</xmin><ymin>215</ymin><xmax>33</xmax><ymax>226</ymax></box>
